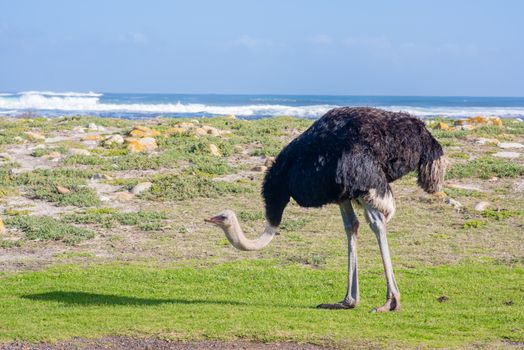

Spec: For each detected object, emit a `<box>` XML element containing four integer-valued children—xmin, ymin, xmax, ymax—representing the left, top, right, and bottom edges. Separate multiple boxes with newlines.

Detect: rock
<box><xmin>493</xmin><ymin>151</ymin><xmax>520</xmax><ymax>159</ymax></box>
<box><xmin>114</xmin><ymin>192</ymin><xmax>135</xmax><ymax>201</ymax></box>
<box><xmin>460</xmin><ymin>124</ymin><xmax>478</xmax><ymax>131</ymax></box>
<box><xmin>445</xmin><ymin>197</ymin><xmax>463</xmax><ymax>211</ymax></box>
<box><xmin>88</xmin><ymin>123</ymin><xmax>99</xmax><ymax>131</ymax></box>
<box><xmin>82</xmin><ymin>135</ymin><xmax>102</xmax><ymax>142</ymax></box>
<box><xmin>489</xmin><ymin>177</ymin><xmax>499</xmax><ymax>182</ymax></box>
<box><xmin>14</xmin><ymin>136</ymin><xmax>24</xmax><ymax>143</ymax></box>
<box><xmin>91</xmin><ymin>173</ymin><xmax>113</xmax><ymax>180</ymax></box>
<box><xmin>126</xmin><ymin>137</ymin><xmax>158</xmax><ymax>153</ymax></box>
<box><xmin>103</xmin><ymin>134</ymin><xmax>125</xmax><ymax>146</ymax></box>
<box><xmin>166</xmin><ymin>127</ymin><xmax>188</xmax><ymax>135</ymax></box>
<box><xmin>69</xmin><ymin>148</ymin><xmax>91</xmax><ymax>156</ymax></box>
<box><xmin>128</xmin><ymin>126</ymin><xmax>161</xmax><ymax>138</ymax></box>
<box><xmin>202</xmin><ymin>126</ymin><xmax>221</xmax><ymax>136</ymax></box>
<box><xmin>474</xmin><ymin>201</ymin><xmax>491</xmax><ymax>212</ymax></box>
<box><xmin>433</xmin><ymin>122</ymin><xmax>450</xmax><ymax>130</ymax></box>
<box><xmin>56</xmin><ymin>186</ymin><xmax>71</xmax><ymax>194</ymax></box>
<box><xmin>72</xmin><ymin>126</ymin><xmax>85</xmax><ymax>133</ymax></box>
<box><xmin>498</xmin><ymin>142</ymin><xmax>524</xmax><ymax>149</ymax></box>
<box><xmin>0</xmin><ymin>218</ymin><xmax>5</xmax><ymax>234</ymax></box>
<box><xmin>209</xmin><ymin>144</ymin><xmax>221</xmax><ymax>156</ymax></box>
<box><xmin>225</xmin><ymin>114</ymin><xmax>237</xmax><ymax>120</ymax></box>
<box><xmin>131</xmin><ymin>182</ymin><xmax>153</xmax><ymax>195</ymax></box>
<box><xmin>24</xmin><ymin>131</ymin><xmax>45</xmax><ymax>141</ymax></box>
<box><xmin>474</xmin><ymin>137</ymin><xmax>499</xmax><ymax>145</ymax></box>
<box><xmin>176</xmin><ymin>122</ymin><xmax>195</xmax><ymax>129</ymax></box>
<box><xmin>264</xmin><ymin>157</ymin><xmax>275</xmax><ymax>167</ymax></box>
<box><xmin>193</xmin><ymin>128</ymin><xmax>208</xmax><ymax>137</ymax></box>
<box><xmin>252</xmin><ymin>165</ymin><xmax>268</xmax><ymax>172</ymax></box>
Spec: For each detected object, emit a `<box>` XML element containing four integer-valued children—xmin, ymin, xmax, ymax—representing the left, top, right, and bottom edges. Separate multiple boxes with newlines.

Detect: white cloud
<box><xmin>309</xmin><ymin>34</ymin><xmax>333</xmax><ymax>45</ymax></box>
<box><xmin>229</xmin><ymin>35</ymin><xmax>274</xmax><ymax>49</ymax></box>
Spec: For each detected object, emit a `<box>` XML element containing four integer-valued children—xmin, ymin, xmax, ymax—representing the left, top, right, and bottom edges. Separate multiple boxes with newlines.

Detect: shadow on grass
<box><xmin>22</xmin><ymin>291</ymin><xmax>249</xmax><ymax>307</ymax></box>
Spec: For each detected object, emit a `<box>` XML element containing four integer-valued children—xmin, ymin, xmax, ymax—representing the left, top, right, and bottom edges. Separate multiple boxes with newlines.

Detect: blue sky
<box><xmin>1</xmin><ymin>0</ymin><xmax>523</xmax><ymax>96</ymax></box>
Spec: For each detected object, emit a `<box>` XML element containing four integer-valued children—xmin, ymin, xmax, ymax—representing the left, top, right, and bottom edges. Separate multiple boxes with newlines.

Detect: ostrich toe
<box><xmin>372</xmin><ymin>295</ymin><xmax>400</xmax><ymax>313</ymax></box>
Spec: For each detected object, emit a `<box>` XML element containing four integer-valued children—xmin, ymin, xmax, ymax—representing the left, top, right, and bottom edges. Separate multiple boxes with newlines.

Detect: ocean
<box><xmin>1</xmin><ymin>91</ymin><xmax>524</xmax><ymax>120</ymax></box>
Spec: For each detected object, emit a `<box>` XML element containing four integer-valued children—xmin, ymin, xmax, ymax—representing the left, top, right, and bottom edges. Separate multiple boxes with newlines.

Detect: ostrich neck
<box><xmin>222</xmin><ymin>214</ymin><xmax>276</xmax><ymax>251</ymax></box>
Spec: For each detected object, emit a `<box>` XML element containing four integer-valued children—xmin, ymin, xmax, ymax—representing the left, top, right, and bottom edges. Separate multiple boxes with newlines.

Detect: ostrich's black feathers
<box><xmin>262</xmin><ymin>107</ymin><xmax>444</xmax><ymax>227</ymax></box>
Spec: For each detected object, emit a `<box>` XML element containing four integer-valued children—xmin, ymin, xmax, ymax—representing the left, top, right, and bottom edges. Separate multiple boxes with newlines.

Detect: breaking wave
<box><xmin>0</xmin><ymin>91</ymin><xmax>335</xmax><ymax>118</ymax></box>
<box><xmin>1</xmin><ymin>91</ymin><xmax>524</xmax><ymax>119</ymax></box>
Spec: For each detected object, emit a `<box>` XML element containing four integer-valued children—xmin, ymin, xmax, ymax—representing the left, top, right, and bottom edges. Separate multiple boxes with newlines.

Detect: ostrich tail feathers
<box><xmin>418</xmin><ymin>155</ymin><xmax>447</xmax><ymax>194</ymax></box>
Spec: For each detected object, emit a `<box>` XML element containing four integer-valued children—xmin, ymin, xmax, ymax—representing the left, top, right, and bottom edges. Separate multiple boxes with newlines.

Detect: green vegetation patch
<box><xmin>64</xmin><ymin>208</ymin><xmax>167</xmax><ymax>231</ymax></box>
<box><xmin>4</xmin><ymin>215</ymin><xmax>95</xmax><ymax>245</ymax></box>
<box><xmin>146</xmin><ymin>173</ymin><xmax>253</xmax><ymax>201</ymax></box>
<box><xmin>463</xmin><ymin>219</ymin><xmax>487</xmax><ymax>229</ymax></box>
<box><xmin>0</xmin><ymin>261</ymin><xmax>522</xmax><ymax>347</ymax></box>
<box><xmin>446</xmin><ymin>156</ymin><xmax>524</xmax><ymax>179</ymax></box>
<box><xmin>481</xmin><ymin>209</ymin><xmax>522</xmax><ymax>221</ymax></box>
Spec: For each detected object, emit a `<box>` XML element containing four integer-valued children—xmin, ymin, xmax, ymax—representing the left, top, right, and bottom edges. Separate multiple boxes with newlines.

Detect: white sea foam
<box><xmin>1</xmin><ymin>91</ymin><xmax>524</xmax><ymax>118</ymax></box>
<box><xmin>0</xmin><ymin>92</ymin><xmax>335</xmax><ymax>118</ymax></box>
<box><xmin>19</xmin><ymin>91</ymin><xmax>103</xmax><ymax>97</ymax></box>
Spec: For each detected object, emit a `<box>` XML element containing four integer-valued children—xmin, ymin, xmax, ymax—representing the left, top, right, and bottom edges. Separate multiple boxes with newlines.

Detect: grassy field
<box><xmin>1</xmin><ymin>261</ymin><xmax>522</xmax><ymax>348</ymax></box>
<box><xmin>0</xmin><ymin>115</ymin><xmax>523</xmax><ymax>348</ymax></box>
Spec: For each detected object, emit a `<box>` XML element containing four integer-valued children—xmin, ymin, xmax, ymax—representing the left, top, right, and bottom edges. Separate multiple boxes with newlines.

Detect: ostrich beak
<box><xmin>205</xmin><ymin>215</ymin><xmax>224</xmax><ymax>225</ymax></box>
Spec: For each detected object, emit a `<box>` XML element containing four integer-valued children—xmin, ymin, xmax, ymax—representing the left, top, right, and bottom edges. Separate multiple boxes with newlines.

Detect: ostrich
<box><xmin>206</xmin><ymin>107</ymin><xmax>446</xmax><ymax>312</ymax></box>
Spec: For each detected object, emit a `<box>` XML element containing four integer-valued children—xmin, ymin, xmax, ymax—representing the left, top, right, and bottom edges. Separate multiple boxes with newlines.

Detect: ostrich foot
<box><xmin>317</xmin><ymin>299</ymin><xmax>358</xmax><ymax>310</ymax></box>
<box><xmin>372</xmin><ymin>295</ymin><xmax>400</xmax><ymax>313</ymax></box>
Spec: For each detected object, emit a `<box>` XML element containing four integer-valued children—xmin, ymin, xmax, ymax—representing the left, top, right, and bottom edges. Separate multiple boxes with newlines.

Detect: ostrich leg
<box><xmin>317</xmin><ymin>200</ymin><xmax>359</xmax><ymax>309</ymax></box>
<box><xmin>362</xmin><ymin>202</ymin><xmax>401</xmax><ymax>312</ymax></box>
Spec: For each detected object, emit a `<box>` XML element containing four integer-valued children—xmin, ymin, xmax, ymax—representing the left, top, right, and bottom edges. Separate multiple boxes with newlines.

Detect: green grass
<box><xmin>0</xmin><ymin>260</ymin><xmax>522</xmax><ymax>348</ymax></box>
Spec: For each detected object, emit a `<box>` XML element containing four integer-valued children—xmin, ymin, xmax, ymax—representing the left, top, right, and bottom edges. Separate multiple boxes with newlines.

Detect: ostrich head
<box><xmin>205</xmin><ymin>210</ymin><xmax>235</xmax><ymax>229</ymax></box>
<box><xmin>205</xmin><ymin>209</ymin><xmax>276</xmax><ymax>251</ymax></box>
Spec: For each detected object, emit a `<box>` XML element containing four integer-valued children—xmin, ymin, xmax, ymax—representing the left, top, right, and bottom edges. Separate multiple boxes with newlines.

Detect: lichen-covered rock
<box><xmin>24</xmin><ymin>131</ymin><xmax>45</xmax><ymax>141</ymax></box>
<box><xmin>493</xmin><ymin>151</ymin><xmax>520</xmax><ymax>159</ymax></box>
<box><xmin>114</xmin><ymin>191</ymin><xmax>135</xmax><ymax>201</ymax></box>
<box><xmin>209</xmin><ymin>144</ymin><xmax>221</xmax><ymax>156</ymax></box>
<box><xmin>131</xmin><ymin>182</ymin><xmax>153</xmax><ymax>195</ymax></box>
<box><xmin>103</xmin><ymin>134</ymin><xmax>125</xmax><ymax>146</ymax></box>
<box><xmin>126</xmin><ymin>137</ymin><xmax>158</xmax><ymax>153</ymax></box>
<box><xmin>202</xmin><ymin>126</ymin><xmax>221</xmax><ymax>136</ymax></box>
<box><xmin>498</xmin><ymin>142</ymin><xmax>524</xmax><ymax>149</ymax></box>
<box><xmin>474</xmin><ymin>201</ymin><xmax>490</xmax><ymax>212</ymax></box>
<box><xmin>193</xmin><ymin>128</ymin><xmax>208</xmax><ymax>137</ymax></box>
<box><xmin>176</xmin><ymin>122</ymin><xmax>195</xmax><ymax>129</ymax></box>
<box><xmin>82</xmin><ymin>135</ymin><xmax>102</xmax><ymax>142</ymax></box>
<box><xmin>166</xmin><ymin>127</ymin><xmax>188</xmax><ymax>135</ymax></box>
<box><xmin>128</xmin><ymin>126</ymin><xmax>161</xmax><ymax>138</ymax></box>
<box><xmin>433</xmin><ymin>122</ymin><xmax>450</xmax><ymax>130</ymax></box>
<box><xmin>56</xmin><ymin>185</ymin><xmax>71</xmax><ymax>194</ymax></box>
<box><xmin>445</xmin><ymin>197</ymin><xmax>463</xmax><ymax>211</ymax></box>
<box><xmin>69</xmin><ymin>148</ymin><xmax>91</xmax><ymax>156</ymax></box>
